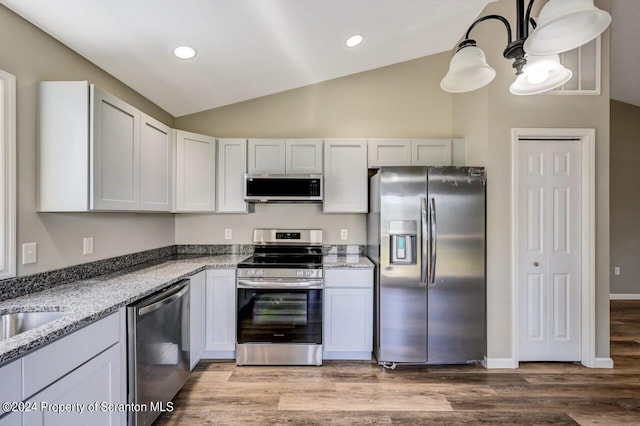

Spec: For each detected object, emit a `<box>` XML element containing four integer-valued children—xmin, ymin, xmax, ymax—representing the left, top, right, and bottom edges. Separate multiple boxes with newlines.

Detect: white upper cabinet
<box><xmin>175</xmin><ymin>130</ymin><xmax>216</xmax><ymax>212</ymax></box>
<box><xmin>140</xmin><ymin>113</ymin><xmax>173</xmax><ymax>211</ymax></box>
<box><xmin>91</xmin><ymin>86</ymin><xmax>140</xmax><ymax>211</ymax></box>
<box><xmin>217</xmin><ymin>138</ymin><xmax>249</xmax><ymax>213</ymax></box>
<box><xmin>368</xmin><ymin>139</ymin><xmax>411</xmax><ymax>168</ymax></box>
<box><xmin>285</xmin><ymin>139</ymin><xmax>323</xmax><ymax>174</ymax></box>
<box><xmin>323</xmin><ymin>139</ymin><xmax>368</xmax><ymax>213</ymax></box>
<box><xmin>248</xmin><ymin>138</ymin><xmax>323</xmax><ymax>174</ymax></box>
<box><xmin>37</xmin><ymin>81</ymin><xmax>173</xmax><ymax>212</ymax></box>
<box><xmin>368</xmin><ymin>138</ymin><xmax>452</xmax><ymax>168</ymax></box>
<box><xmin>247</xmin><ymin>139</ymin><xmax>286</xmax><ymax>174</ymax></box>
<box><xmin>411</xmin><ymin>138</ymin><xmax>452</xmax><ymax>166</ymax></box>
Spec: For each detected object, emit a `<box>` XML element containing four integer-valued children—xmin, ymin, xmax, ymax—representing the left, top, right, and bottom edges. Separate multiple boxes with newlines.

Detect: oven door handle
<box><xmin>237</xmin><ymin>279</ymin><xmax>323</xmax><ymax>289</ymax></box>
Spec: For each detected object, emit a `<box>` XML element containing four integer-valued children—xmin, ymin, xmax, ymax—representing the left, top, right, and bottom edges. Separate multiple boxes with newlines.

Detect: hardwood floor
<box><xmin>157</xmin><ymin>301</ymin><xmax>640</xmax><ymax>425</ymax></box>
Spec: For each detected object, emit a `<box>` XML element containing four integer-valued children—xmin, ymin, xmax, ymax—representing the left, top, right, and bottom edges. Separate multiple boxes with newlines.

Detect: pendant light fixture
<box><xmin>440</xmin><ymin>0</ymin><xmax>610</xmax><ymax>96</ymax></box>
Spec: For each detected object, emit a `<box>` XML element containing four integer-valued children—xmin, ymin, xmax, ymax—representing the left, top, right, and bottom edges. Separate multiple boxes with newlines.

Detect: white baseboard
<box><xmin>610</xmin><ymin>294</ymin><xmax>640</xmax><ymax>300</ymax></box>
<box><xmin>483</xmin><ymin>357</ymin><xmax>518</xmax><ymax>369</ymax></box>
<box><xmin>589</xmin><ymin>357</ymin><xmax>614</xmax><ymax>369</ymax></box>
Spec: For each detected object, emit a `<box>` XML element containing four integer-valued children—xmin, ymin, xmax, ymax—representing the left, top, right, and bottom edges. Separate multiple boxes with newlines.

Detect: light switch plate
<box><xmin>22</xmin><ymin>243</ymin><xmax>37</xmax><ymax>265</ymax></box>
<box><xmin>224</xmin><ymin>229</ymin><xmax>233</xmax><ymax>240</ymax></box>
<box><xmin>614</xmin><ymin>267</ymin><xmax>621</xmax><ymax>276</ymax></box>
<box><xmin>83</xmin><ymin>237</ymin><xmax>94</xmax><ymax>255</ymax></box>
<box><xmin>340</xmin><ymin>229</ymin><xmax>348</xmax><ymax>240</ymax></box>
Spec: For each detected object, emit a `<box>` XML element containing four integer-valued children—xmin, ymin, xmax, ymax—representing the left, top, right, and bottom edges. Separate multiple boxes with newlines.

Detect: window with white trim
<box><xmin>0</xmin><ymin>69</ymin><xmax>16</xmax><ymax>279</ymax></box>
<box><xmin>548</xmin><ymin>36</ymin><xmax>601</xmax><ymax>95</ymax></box>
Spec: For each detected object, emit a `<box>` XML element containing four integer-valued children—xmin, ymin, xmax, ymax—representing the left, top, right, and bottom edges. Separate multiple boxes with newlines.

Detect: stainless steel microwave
<box><xmin>243</xmin><ymin>174</ymin><xmax>323</xmax><ymax>203</ymax></box>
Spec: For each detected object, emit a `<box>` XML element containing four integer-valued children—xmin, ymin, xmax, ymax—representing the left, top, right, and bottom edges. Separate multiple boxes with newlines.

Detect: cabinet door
<box><xmin>190</xmin><ymin>271</ymin><xmax>206</xmax><ymax>370</ymax></box>
<box><xmin>175</xmin><ymin>130</ymin><xmax>216</xmax><ymax>212</ymax></box>
<box><xmin>24</xmin><ymin>344</ymin><xmax>124</xmax><ymax>426</ymax></box>
<box><xmin>0</xmin><ymin>359</ymin><xmax>21</xmax><ymax>416</ymax></box>
<box><xmin>0</xmin><ymin>413</ymin><xmax>21</xmax><ymax>426</ymax></box>
<box><xmin>90</xmin><ymin>85</ymin><xmax>140</xmax><ymax>211</ymax></box>
<box><xmin>323</xmin><ymin>139</ymin><xmax>368</xmax><ymax>213</ymax></box>
<box><xmin>204</xmin><ymin>269</ymin><xmax>236</xmax><ymax>359</ymax></box>
<box><xmin>368</xmin><ymin>138</ymin><xmax>411</xmax><ymax>168</ymax></box>
<box><xmin>285</xmin><ymin>139</ymin><xmax>323</xmax><ymax>174</ymax></box>
<box><xmin>411</xmin><ymin>139</ymin><xmax>452</xmax><ymax>166</ymax></box>
<box><xmin>217</xmin><ymin>138</ymin><xmax>249</xmax><ymax>213</ymax></box>
<box><xmin>139</xmin><ymin>113</ymin><xmax>173</xmax><ymax>212</ymax></box>
<box><xmin>324</xmin><ymin>288</ymin><xmax>373</xmax><ymax>358</ymax></box>
<box><xmin>247</xmin><ymin>139</ymin><xmax>286</xmax><ymax>174</ymax></box>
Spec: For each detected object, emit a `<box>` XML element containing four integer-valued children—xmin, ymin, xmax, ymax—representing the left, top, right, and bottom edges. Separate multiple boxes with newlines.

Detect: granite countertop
<box><xmin>323</xmin><ymin>255</ymin><xmax>374</xmax><ymax>269</ymax></box>
<box><xmin>0</xmin><ymin>254</ymin><xmax>247</xmax><ymax>366</ymax></box>
<box><xmin>0</xmin><ymin>252</ymin><xmax>374</xmax><ymax>366</ymax></box>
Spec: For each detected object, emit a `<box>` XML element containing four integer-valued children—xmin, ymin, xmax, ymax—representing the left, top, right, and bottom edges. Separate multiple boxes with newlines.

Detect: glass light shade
<box><xmin>440</xmin><ymin>45</ymin><xmax>496</xmax><ymax>93</ymax></box>
<box><xmin>509</xmin><ymin>54</ymin><xmax>573</xmax><ymax>95</ymax></box>
<box><xmin>524</xmin><ymin>0</ymin><xmax>611</xmax><ymax>55</ymax></box>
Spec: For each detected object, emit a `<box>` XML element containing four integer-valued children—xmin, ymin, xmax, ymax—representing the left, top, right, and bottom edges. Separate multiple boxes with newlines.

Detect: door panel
<box><xmin>518</xmin><ymin>140</ymin><xmax>581</xmax><ymax>361</ymax></box>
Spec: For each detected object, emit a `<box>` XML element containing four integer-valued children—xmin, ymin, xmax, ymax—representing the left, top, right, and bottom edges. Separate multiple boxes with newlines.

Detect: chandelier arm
<box><xmin>525</xmin><ymin>0</ymin><xmax>537</xmax><ymax>35</ymax></box>
<box><xmin>464</xmin><ymin>14</ymin><xmax>513</xmax><ymax>45</ymax></box>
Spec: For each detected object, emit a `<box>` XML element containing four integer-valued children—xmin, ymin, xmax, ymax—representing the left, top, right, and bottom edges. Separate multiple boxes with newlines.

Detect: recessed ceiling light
<box><xmin>173</xmin><ymin>46</ymin><xmax>197</xmax><ymax>60</ymax></box>
<box><xmin>346</xmin><ymin>35</ymin><xmax>363</xmax><ymax>48</ymax></box>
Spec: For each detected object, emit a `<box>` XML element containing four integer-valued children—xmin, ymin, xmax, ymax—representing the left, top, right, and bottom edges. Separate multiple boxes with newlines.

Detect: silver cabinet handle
<box><xmin>429</xmin><ymin>198</ymin><xmax>437</xmax><ymax>284</ymax></box>
<box><xmin>421</xmin><ymin>197</ymin><xmax>428</xmax><ymax>285</ymax></box>
<box><xmin>138</xmin><ymin>281</ymin><xmax>189</xmax><ymax>317</ymax></box>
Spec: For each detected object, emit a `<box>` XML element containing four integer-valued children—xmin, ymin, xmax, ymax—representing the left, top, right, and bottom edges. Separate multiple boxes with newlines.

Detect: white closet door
<box><xmin>517</xmin><ymin>139</ymin><xmax>582</xmax><ymax>361</ymax></box>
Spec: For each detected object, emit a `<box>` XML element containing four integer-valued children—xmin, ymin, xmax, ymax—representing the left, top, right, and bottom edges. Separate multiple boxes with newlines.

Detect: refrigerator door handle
<box><xmin>421</xmin><ymin>197</ymin><xmax>429</xmax><ymax>285</ymax></box>
<box><xmin>429</xmin><ymin>197</ymin><xmax>437</xmax><ymax>284</ymax></box>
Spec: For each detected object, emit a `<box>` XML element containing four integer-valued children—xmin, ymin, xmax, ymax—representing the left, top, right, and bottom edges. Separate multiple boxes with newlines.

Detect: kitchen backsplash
<box><xmin>0</xmin><ymin>244</ymin><xmax>366</xmax><ymax>302</ymax></box>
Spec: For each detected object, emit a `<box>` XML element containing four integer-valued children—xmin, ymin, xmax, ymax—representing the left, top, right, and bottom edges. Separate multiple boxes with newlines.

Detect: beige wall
<box><xmin>610</xmin><ymin>99</ymin><xmax>640</xmax><ymax>295</ymax></box>
<box><xmin>0</xmin><ymin>5</ymin><xmax>176</xmax><ymax>275</ymax></box>
<box><xmin>453</xmin><ymin>0</ymin><xmax>611</xmax><ymax>360</ymax></box>
<box><xmin>175</xmin><ymin>53</ymin><xmax>454</xmax><ymax>245</ymax></box>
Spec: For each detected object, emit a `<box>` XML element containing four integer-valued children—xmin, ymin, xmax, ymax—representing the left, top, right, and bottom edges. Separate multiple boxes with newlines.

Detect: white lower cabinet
<box><xmin>0</xmin><ymin>310</ymin><xmax>126</xmax><ymax>426</ymax></box>
<box><xmin>0</xmin><ymin>412</ymin><xmax>21</xmax><ymax>426</ymax></box>
<box><xmin>323</xmin><ymin>268</ymin><xmax>373</xmax><ymax>360</ymax></box>
<box><xmin>190</xmin><ymin>271</ymin><xmax>206</xmax><ymax>369</ymax></box>
<box><xmin>24</xmin><ymin>344</ymin><xmax>123</xmax><ymax>426</ymax></box>
<box><xmin>203</xmin><ymin>269</ymin><xmax>236</xmax><ymax>359</ymax></box>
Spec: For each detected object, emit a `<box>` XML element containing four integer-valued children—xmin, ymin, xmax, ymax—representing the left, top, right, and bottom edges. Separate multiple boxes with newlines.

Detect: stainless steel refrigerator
<box><xmin>367</xmin><ymin>166</ymin><xmax>486</xmax><ymax>366</ymax></box>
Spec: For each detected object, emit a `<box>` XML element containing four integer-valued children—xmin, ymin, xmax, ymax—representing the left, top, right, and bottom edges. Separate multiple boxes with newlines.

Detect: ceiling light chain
<box><xmin>440</xmin><ymin>0</ymin><xmax>611</xmax><ymax>96</ymax></box>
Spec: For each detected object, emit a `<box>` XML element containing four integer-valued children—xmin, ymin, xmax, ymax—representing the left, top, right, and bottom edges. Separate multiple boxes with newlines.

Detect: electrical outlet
<box><xmin>83</xmin><ymin>237</ymin><xmax>94</xmax><ymax>255</ymax></box>
<box><xmin>614</xmin><ymin>267</ymin><xmax>621</xmax><ymax>276</ymax></box>
<box><xmin>224</xmin><ymin>229</ymin><xmax>233</xmax><ymax>240</ymax></box>
<box><xmin>22</xmin><ymin>243</ymin><xmax>37</xmax><ymax>265</ymax></box>
<box><xmin>340</xmin><ymin>229</ymin><xmax>348</xmax><ymax>240</ymax></box>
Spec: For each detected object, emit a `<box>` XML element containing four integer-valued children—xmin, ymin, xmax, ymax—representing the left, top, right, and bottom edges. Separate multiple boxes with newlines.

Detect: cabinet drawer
<box><xmin>324</xmin><ymin>269</ymin><xmax>373</xmax><ymax>288</ymax></box>
<box><xmin>0</xmin><ymin>359</ymin><xmax>22</xmax><ymax>415</ymax></box>
<box><xmin>22</xmin><ymin>312</ymin><xmax>120</xmax><ymax>399</ymax></box>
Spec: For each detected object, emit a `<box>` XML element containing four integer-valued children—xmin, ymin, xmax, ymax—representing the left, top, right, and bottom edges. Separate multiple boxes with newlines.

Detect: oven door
<box><xmin>237</xmin><ymin>279</ymin><xmax>322</xmax><ymax>344</ymax></box>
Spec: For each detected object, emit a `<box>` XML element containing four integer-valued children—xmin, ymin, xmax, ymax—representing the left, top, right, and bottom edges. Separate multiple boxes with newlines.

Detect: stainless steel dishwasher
<box><xmin>127</xmin><ymin>279</ymin><xmax>190</xmax><ymax>426</ymax></box>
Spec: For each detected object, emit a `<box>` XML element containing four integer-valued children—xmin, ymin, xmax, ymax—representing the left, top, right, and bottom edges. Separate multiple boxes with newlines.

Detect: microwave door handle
<box><xmin>421</xmin><ymin>197</ymin><xmax>428</xmax><ymax>285</ymax></box>
<box><xmin>429</xmin><ymin>197</ymin><xmax>437</xmax><ymax>285</ymax></box>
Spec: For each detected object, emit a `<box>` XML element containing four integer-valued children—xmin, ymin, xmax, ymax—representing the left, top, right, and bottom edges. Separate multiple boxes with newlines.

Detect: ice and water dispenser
<box><xmin>389</xmin><ymin>220</ymin><xmax>417</xmax><ymax>265</ymax></box>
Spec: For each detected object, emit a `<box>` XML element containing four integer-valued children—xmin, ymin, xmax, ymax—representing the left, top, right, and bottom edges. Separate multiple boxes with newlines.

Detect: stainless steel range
<box><xmin>236</xmin><ymin>229</ymin><xmax>323</xmax><ymax>366</ymax></box>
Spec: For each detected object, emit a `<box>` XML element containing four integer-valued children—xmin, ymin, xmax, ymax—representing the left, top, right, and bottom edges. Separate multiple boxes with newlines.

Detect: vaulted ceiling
<box><xmin>2</xmin><ymin>0</ymin><xmax>635</xmax><ymax>117</ymax></box>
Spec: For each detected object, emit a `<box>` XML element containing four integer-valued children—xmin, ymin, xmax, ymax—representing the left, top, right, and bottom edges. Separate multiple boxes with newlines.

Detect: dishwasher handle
<box><xmin>138</xmin><ymin>280</ymin><xmax>190</xmax><ymax>317</ymax></box>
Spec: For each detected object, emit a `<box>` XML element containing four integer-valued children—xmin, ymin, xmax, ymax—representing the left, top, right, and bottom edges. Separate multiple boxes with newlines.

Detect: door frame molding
<box><xmin>511</xmin><ymin>128</ymin><xmax>598</xmax><ymax>368</ymax></box>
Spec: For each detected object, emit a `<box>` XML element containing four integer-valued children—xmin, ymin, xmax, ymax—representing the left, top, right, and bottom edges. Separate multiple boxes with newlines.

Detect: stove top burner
<box><xmin>240</xmin><ymin>229</ymin><xmax>324</xmax><ymax>271</ymax></box>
